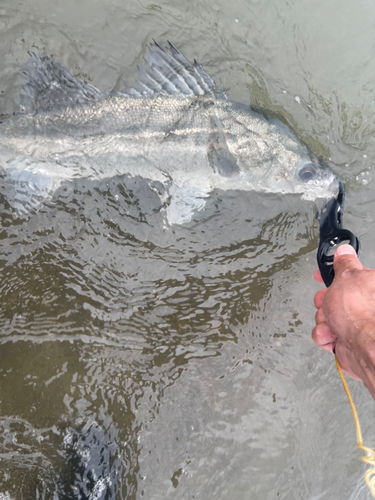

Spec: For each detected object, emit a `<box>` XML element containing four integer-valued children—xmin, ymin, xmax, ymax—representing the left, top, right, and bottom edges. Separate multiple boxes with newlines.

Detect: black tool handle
<box><xmin>317</xmin><ymin>229</ymin><xmax>361</xmax><ymax>287</ymax></box>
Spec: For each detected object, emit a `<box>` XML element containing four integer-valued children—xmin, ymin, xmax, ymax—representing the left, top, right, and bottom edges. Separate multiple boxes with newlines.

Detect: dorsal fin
<box><xmin>123</xmin><ymin>41</ymin><xmax>224</xmax><ymax>98</ymax></box>
<box><xmin>20</xmin><ymin>54</ymin><xmax>103</xmax><ymax>113</ymax></box>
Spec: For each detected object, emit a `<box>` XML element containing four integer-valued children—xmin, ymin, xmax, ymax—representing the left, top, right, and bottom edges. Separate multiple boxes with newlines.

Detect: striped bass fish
<box><xmin>0</xmin><ymin>41</ymin><xmax>339</xmax><ymax>224</ymax></box>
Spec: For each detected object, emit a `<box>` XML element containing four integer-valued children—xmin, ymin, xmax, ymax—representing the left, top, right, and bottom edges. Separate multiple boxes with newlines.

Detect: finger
<box><xmin>312</xmin><ymin>322</ymin><xmax>336</xmax><ymax>353</ymax></box>
<box><xmin>314</xmin><ymin>269</ymin><xmax>325</xmax><ymax>283</ymax></box>
<box><xmin>314</xmin><ymin>288</ymin><xmax>327</xmax><ymax>309</ymax></box>
<box><xmin>333</xmin><ymin>244</ymin><xmax>363</xmax><ymax>276</ymax></box>
<box><xmin>315</xmin><ymin>307</ymin><xmax>326</xmax><ymax>325</ymax></box>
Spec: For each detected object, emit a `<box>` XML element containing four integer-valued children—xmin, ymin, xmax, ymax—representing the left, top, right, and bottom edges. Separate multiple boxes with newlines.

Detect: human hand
<box><xmin>312</xmin><ymin>244</ymin><xmax>375</xmax><ymax>399</ymax></box>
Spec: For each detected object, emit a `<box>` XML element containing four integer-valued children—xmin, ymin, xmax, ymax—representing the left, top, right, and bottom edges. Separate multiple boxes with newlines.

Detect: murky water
<box><xmin>1</xmin><ymin>1</ymin><xmax>375</xmax><ymax>499</ymax></box>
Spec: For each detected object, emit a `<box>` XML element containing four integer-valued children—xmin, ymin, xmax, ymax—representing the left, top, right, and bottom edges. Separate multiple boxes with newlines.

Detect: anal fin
<box><xmin>1</xmin><ymin>166</ymin><xmax>59</xmax><ymax>215</ymax></box>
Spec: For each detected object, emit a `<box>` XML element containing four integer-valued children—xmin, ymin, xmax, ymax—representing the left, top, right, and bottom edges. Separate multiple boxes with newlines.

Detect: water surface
<box><xmin>0</xmin><ymin>1</ymin><xmax>375</xmax><ymax>499</ymax></box>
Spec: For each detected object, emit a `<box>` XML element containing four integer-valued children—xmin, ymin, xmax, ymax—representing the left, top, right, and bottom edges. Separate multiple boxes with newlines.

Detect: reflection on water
<box><xmin>1</xmin><ymin>0</ymin><xmax>375</xmax><ymax>499</ymax></box>
<box><xmin>0</xmin><ymin>173</ymin><xmax>320</xmax><ymax>499</ymax></box>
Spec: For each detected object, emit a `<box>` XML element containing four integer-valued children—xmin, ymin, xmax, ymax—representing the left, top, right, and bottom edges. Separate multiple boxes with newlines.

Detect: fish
<box><xmin>0</xmin><ymin>41</ymin><xmax>339</xmax><ymax>224</ymax></box>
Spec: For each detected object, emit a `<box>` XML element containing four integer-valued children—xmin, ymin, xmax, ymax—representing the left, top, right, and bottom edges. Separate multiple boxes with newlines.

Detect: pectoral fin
<box><xmin>207</xmin><ymin>114</ymin><xmax>240</xmax><ymax>177</ymax></box>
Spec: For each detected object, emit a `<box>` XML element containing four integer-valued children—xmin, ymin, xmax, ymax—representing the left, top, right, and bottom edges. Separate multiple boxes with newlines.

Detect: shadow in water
<box><xmin>0</xmin><ymin>174</ymin><xmax>320</xmax><ymax>499</ymax></box>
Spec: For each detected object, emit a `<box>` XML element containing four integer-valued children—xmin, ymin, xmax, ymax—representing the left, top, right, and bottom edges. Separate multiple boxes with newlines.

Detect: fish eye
<box><xmin>298</xmin><ymin>162</ymin><xmax>317</xmax><ymax>182</ymax></box>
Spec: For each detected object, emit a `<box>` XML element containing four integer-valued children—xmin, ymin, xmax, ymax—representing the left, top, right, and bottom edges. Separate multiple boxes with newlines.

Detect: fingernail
<box><xmin>335</xmin><ymin>244</ymin><xmax>356</xmax><ymax>256</ymax></box>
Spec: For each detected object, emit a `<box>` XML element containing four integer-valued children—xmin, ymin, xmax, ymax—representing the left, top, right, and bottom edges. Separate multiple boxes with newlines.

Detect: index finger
<box><xmin>314</xmin><ymin>269</ymin><xmax>325</xmax><ymax>284</ymax></box>
<box><xmin>314</xmin><ymin>288</ymin><xmax>327</xmax><ymax>309</ymax></box>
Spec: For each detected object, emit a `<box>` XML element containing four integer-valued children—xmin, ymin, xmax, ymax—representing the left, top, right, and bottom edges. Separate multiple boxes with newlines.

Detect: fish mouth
<box><xmin>301</xmin><ymin>173</ymin><xmax>340</xmax><ymax>201</ymax></box>
<box><xmin>328</xmin><ymin>175</ymin><xmax>341</xmax><ymax>199</ymax></box>
<box><xmin>318</xmin><ymin>159</ymin><xmax>340</xmax><ymax>199</ymax></box>
<box><xmin>317</xmin><ymin>160</ymin><xmax>341</xmax><ymax>199</ymax></box>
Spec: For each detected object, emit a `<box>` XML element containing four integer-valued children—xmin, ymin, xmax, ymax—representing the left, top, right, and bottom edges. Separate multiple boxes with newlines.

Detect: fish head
<box><xmin>291</xmin><ymin>157</ymin><xmax>340</xmax><ymax>201</ymax></box>
<box><xmin>227</xmin><ymin>108</ymin><xmax>340</xmax><ymax>200</ymax></box>
<box><xmin>259</xmin><ymin>149</ymin><xmax>340</xmax><ymax>201</ymax></box>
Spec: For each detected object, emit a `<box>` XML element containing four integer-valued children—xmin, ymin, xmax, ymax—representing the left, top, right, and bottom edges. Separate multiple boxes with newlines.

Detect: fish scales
<box><xmin>0</xmin><ymin>42</ymin><xmax>339</xmax><ymax>224</ymax></box>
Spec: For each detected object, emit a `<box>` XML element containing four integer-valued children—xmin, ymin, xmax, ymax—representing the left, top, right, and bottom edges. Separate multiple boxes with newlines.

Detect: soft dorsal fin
<box><xmin>123</xmin><ymin>41</ymin><xmax>224</xmax><ymax>98</ymax></box>
<box><xmin>20</xmin><ymin>54</ymin><xmax>103</xmax><ymax>113</ymax></box>
<box><xmin>20</xmin><ymin>43</ymin><xmax>223</xmax><ymax>112</ymax></box>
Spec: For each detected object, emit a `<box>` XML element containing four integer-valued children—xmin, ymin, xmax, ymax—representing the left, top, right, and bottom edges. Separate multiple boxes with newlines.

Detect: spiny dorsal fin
<box><xmin>20</xmin><ymin>54</ymin><xmax>103</xmax><ymax>113</ymax></box>
<box><xmin>123</xmin><ymin>41</ymin><xmax>224</xmax><ymax>98</ymax></box>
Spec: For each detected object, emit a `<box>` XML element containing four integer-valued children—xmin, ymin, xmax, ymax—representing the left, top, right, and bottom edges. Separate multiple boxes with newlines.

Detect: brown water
<box><xmin>1</xmin><ymin>1</ymin><xmax>375</xmax><ymax>499</ymax></box>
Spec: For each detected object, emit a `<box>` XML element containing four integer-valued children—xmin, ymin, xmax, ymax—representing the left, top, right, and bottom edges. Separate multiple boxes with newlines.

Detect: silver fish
<box><xmin>0</xmin><ymin>41</ymin><xmax>339</xmax><ymax>224</ymax></box>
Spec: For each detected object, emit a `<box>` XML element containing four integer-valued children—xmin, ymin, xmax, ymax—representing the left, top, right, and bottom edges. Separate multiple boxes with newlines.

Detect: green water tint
<box><xmin>1</xmin><ymin>0</ymin><xmax>375</xmax><ymax>498</ymax></box>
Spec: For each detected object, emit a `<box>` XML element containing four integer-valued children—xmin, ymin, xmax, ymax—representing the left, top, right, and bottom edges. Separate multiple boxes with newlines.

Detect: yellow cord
<box><xmin>335</xmin><ymin>355</ymin><xmax>375</xmax><ymax>497</ymax></box>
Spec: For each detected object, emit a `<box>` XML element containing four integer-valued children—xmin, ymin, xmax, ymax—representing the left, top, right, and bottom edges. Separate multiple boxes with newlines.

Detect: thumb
<box><xmin>333</xmin><ymin>244</ymin><xmax>363</xmax><ymax>276</ymax></box>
